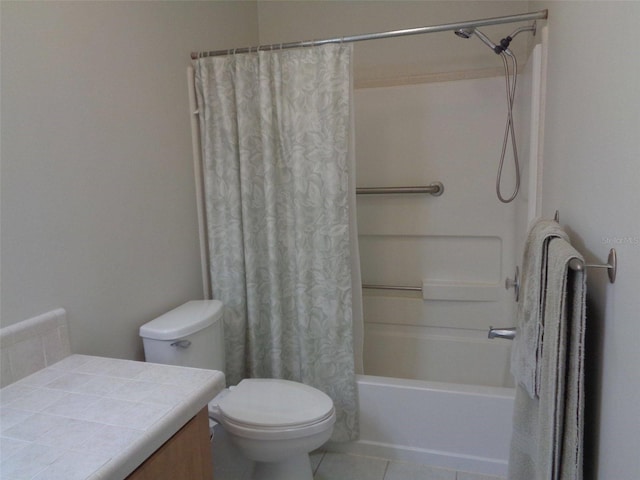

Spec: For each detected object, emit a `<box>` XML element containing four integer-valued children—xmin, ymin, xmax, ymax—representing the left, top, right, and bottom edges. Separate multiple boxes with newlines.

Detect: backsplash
<box><xmin>0</xmin><ymin>309</ymin><xmax>71</xmax><ymax>387</ymax></box>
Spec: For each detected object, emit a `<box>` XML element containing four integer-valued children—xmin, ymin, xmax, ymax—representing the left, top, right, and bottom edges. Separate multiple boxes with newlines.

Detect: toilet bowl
<box><xmin>139</xmin><ymin>301</ymin><xmax>335</xmax><ymax>480</ymax></box>
<box><xmin>210</xmin><ymin>378</ymin><xmax>335</xmax><ymax>480</ymax></box>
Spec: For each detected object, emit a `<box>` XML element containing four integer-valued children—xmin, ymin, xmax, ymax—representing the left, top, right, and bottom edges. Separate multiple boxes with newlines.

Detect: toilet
<box><xmin>139</xmin><ymin>300</ymin><xmax>335</xmax><ymax>480</ymax></box>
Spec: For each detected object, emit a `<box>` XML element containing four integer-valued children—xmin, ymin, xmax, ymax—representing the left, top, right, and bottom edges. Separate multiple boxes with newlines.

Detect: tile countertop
<box><xmin>0</xmin><ymin>354</ymin><xmax>225</xmax><ymax>480</ymax></box>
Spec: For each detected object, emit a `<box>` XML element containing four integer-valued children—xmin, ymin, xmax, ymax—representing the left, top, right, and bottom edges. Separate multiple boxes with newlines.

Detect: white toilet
<box><xmin>139</xmin><ymin>300</ymin><xmax>335</xmax><ymax>480</ymax></box>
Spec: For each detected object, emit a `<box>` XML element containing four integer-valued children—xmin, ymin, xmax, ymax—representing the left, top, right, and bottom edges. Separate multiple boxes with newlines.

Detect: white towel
<box><xmin>508</xmin><ymin>237</ymin><xmax>585</xmax><ymax>480</ymax></box>
<box><xmin>510</xmin><ymin>219</ymin><xmax>569</xmax><ymax>398</ymax></box>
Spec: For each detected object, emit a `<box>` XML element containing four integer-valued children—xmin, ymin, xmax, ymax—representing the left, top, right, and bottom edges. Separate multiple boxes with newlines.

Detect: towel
<box><xmin>510</xmin><ymin>219</ymin><xmax>569</xmax><ymax>398</ymax></box>
<box><xmin>508</xmin><ymin>237</ymin><xmax>586</xmax><ymax>480</ymax></box>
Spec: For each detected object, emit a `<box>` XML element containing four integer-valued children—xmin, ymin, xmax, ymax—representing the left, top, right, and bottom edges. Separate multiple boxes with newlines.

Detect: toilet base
<box><xmin>249</xmin><ymin>454</ymin><xmax>313</xmax><ymax>480</ymax></box>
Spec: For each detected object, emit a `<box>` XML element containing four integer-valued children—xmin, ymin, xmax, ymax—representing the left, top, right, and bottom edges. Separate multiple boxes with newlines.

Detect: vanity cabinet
<box><xmin>127</xmin><ymin>407</ymin><xmax>213</xmax><ymax>480</ymax></box>
<box><xmin>0</xmin><ymin>352</ymin><xmax>223</xmax><ymax>479</ymax></box>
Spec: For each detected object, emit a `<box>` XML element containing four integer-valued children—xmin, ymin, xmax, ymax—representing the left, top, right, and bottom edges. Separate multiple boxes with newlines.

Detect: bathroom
<box><xmin>1</xmin><ymin>1</ymin><xmax>639</xmax><ymax>479</ymax></box>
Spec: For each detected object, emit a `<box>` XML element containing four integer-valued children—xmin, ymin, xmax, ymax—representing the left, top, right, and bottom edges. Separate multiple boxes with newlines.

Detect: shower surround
<box><xmin>355</xmin><ymin>74</ymin><xmax>522</xmax><ymax>388</ymax></box>
<box><xmin>329</xmin><ymin>43</ymin><xmax>546</xmax><ymax>476</ymax></box>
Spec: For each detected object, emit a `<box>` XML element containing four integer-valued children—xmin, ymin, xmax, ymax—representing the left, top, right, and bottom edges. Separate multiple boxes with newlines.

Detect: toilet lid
<box><xmin>217</xmin><ymin>379</ymin><xmax>334</xmax><ymax>428</ymax></box>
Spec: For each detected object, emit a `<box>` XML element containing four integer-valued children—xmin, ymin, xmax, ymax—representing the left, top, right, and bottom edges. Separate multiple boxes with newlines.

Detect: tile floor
<box><xmin>211</xmin><ymin>426</ymin><xmax>506</xmax><ymax>480</ymax></box>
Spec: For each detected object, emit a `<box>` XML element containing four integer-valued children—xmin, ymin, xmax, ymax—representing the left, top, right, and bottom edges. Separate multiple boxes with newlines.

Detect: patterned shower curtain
<box><xmin>194</xmin><ymin>44</ymin><xmax>360</xmax><ymax>441</ymax></box>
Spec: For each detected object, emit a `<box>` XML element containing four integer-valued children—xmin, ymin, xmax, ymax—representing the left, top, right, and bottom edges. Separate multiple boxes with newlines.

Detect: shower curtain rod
<box><xmin>191</xmin><ymin>10</ymin><xmax>547</xmax><ymax>59</ymax></box>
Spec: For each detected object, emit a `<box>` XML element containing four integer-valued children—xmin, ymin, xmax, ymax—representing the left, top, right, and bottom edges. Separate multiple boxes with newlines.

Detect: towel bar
<box><xmin>554</xmin><ymin>210</ymin><xmax>617</xmax><ymax>283</ymax></box>
<box><xmin>568</xmin><ymin>248</ymin><xmax>617</xmax><ymax>284</ymax></box>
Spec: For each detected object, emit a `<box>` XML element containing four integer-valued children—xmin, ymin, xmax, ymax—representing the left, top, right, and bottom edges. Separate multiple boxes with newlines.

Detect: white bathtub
<box><xmin>327</xmin><ymin>374</ymin><xmax>515</xmax><ymax>477</ymax></box>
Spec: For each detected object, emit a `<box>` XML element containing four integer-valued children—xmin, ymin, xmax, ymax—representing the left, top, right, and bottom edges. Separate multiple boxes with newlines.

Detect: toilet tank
<box><xmin>139</xmin><ymin>300</ymin><xmax>225</xmax><ymax>372</ymax></box>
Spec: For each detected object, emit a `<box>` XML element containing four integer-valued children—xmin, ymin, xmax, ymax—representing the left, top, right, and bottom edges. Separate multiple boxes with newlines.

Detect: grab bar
<box><xmin>362</xmin><ymin>283</ymin><xmax>422</xmax><ymax>292</ymax></box>
<box><xmin>356</xmin><ymin>181</ymin><xmax>444</xmax><ymax>196</ymax></box>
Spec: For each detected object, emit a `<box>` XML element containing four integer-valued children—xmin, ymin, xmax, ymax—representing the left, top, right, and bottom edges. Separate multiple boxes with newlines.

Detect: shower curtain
<box><xmin>194</xmin><ymin>44</ymin><xmax>361</xmax><ymax>441</ymax></box>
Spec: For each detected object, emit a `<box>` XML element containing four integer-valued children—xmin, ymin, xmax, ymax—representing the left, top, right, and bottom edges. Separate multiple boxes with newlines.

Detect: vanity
<box><xmin>0</xmin><ymin>310</ymin><xmax>224</xmax><ymax>479</ymax></box>
<box><xmin>0</xmin><ymin>354</ymin><xmax>224</xmax><ymax>479</ymax></box>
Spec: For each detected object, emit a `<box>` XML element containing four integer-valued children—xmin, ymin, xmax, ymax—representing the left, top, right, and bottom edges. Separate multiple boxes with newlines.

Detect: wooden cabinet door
<box><xmin>128</xmin><ymin>408</ymin><xmax>213</xmax><ymax>480</ymax></box>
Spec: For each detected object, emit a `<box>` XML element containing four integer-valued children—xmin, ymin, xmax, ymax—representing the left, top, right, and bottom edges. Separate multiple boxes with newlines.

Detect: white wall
<box><xmin>532</xmin><ymin>2</ymin><xmax>640</xmax><ymax>479</ymax></box>
<box><xmin>0</xmin><ymin>1</ymin><xmax>258</xmax><ymax>360</ymax></box>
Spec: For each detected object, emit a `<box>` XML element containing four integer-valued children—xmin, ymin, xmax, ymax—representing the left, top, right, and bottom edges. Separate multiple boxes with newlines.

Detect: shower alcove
<box><xmin>327</xmin><ymin>35</ymin><xmax>547</xmax><ymax>477</ymax></box>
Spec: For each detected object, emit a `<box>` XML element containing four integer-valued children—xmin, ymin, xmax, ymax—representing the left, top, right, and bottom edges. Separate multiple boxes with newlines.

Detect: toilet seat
<box><xmin>213</xmin><ymin>378</ymin><xmax>336</xmax><ymax>440</ymax></box>
<box><xmin>221</xmin><ymin>409</ymin><xmax>336</xmax><ymax>440</ymax></box>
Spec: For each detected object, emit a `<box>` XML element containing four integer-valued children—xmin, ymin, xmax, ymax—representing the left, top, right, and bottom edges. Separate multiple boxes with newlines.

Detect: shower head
<box><xmin>455</xmin><ymin>22</ymin><xmax>537</xmax><ymax>56</ymax></box>
<box><xmin>454</xmin><ymin>28</ymin><xmax>505</xmax><ymax>55</ymax></box>
<box><xmin>454</xmin><ymin>28</ymin><xmax>473</xmax><ymax>39</ymax></box>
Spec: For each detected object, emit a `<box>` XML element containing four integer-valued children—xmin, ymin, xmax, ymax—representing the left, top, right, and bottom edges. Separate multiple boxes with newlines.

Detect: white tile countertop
<box><xmin>0</xmin><ymin>354</ymin><xmax>225</xmax><ymax>480</ymax></box>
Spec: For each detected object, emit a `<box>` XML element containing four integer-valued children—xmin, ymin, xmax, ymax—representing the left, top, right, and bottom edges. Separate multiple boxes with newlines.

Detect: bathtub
<box><xmin>326</xmin><ymin>374</ymin><xmax>515</xmax><ymax>477</ymax></box>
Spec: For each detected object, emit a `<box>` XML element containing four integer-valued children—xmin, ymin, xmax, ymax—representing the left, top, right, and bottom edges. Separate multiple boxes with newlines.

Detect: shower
<box><xmin>455</xmin><ymin>23</ymin><xmax>537</xmax><ymax>203</ymax></box>
<box><xmin>454</xmin><ymin>28</ymin><xmax>502</xmax><ymax>52</ymax></box>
